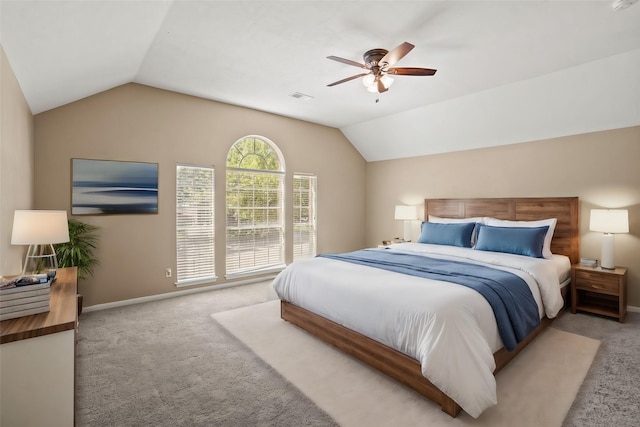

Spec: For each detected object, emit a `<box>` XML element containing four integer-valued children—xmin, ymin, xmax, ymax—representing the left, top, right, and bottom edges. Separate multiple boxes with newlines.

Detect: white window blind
<box><xmin>293</xmin><ymin>174</ymin><xmax>317</xmax><ymax>260</ymax></box>
<box><xmin>176</xmin><ymin>164</ymin><xmax>216</xmax><ymax>286</ymax></box>
<box><xmin>226</xmin><ymin>169</ymin><xmax>285</xmax><ymax>277</ymax></box>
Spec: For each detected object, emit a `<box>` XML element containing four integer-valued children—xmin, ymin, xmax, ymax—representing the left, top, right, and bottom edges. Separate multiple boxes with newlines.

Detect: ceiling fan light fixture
<box><xmin>362</xmin><ymin>74</ymin><xmax>376</xmax><ymax>88</ymax></box>
<box><xmin>363</xmin><ymin>74</ymin><xmax>394</xmax><ymax>93</ymax></box>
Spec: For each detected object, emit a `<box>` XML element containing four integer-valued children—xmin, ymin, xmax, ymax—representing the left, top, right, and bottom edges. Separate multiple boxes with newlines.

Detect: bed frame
<box><xmin>281</xmin><ymin>197</ymin><xmax>579</xmax><ymax>417</ymax></box>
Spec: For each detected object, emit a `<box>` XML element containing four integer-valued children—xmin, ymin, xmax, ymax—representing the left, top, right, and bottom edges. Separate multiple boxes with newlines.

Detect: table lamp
<box><xmin>11</xmin><ymin>210</ymin><xmax>70</xmax><ymax>277</ymax></box>
<box><xmin>589</xmin><ymin>209</ymin><xmax>629</xmax><ymax>270</ymax></box>
<box><xmin>394</xmin><ymin>205</ymin><xmax>418</xmax><ymax>242</ymax></box>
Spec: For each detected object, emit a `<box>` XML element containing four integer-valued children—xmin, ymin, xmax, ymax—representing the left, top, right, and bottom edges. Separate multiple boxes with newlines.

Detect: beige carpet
<box><xmin>213</xmin><ymin>301</ymin><xmax>600</xmax><ymax>427</ymax></box>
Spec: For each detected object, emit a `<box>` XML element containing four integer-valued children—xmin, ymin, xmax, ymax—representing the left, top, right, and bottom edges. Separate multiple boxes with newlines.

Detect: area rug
<box><xmin>213</xmin><ymin>301</ymin><xmax>600</xmax><ymax>427</ymax></box>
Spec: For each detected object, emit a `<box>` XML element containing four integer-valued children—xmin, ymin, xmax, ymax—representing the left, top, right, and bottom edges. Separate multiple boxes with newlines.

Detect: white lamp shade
<box><xmin>362</xmin><ymin>74</ymin><xmax>375</xmax><ymax>87</ymax></box>
<box><xmin>11</xmin><ymin>210</ymin><xmax>70</xmax><ymax>245</ymax></box>
<box><xmin>590</xmin><ymin>209</ymin><xmax>629</xmax><ymax>234</ymax></box>
<box><xmin>363</xmin><ymin>74</ymin><xmax>394</xmax><ymax>93</ymax></box>
<box><xmin>380</xmin><ymin>74</ymin><xmax>394</xmax><ymax>88</ymax></box>
<box><xmin>394</xmin><ymin>205</ymin><xmax>417</xmax><ymax>221</ymax></box>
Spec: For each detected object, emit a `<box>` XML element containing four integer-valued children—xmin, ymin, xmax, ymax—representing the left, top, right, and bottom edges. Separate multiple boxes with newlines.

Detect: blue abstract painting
<box><xmin>72</xmin><ymin>159</ymin><xmax>158</xmax><ymax>215</ymax></box>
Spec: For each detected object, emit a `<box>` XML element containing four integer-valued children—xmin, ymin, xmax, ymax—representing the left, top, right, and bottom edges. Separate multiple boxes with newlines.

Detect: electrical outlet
<box><xmin>165</xmin><ymin>268</ymin><xmax>172</xmax><ymax>278</ymax></box>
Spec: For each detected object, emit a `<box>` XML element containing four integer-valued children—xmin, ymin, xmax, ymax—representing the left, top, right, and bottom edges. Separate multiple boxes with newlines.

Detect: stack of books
<box><xmin>0</xmin><ymin>274</ymin><xmax>52</xmax><ymax>321</ymax></box>
<box><xmin>579</xmin><ymin>258</ymin><xmax>598</xmax><ymax>268</ymax></box>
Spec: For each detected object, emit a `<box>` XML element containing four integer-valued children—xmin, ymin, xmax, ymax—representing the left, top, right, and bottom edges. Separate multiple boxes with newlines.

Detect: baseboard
<box><xmin>82</xmin><ymin>285</ymin><xmax>640</xmax><ymax>315</ymax></box>
<box><xmin>82</xmin><ymin>275</ymin><xmax>277</xmax><ymax>313</ymax></box>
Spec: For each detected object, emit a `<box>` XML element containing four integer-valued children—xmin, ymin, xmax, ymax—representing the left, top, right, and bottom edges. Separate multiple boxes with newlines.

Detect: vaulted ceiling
<box><xmin>1</xmin><ymin>1</ymin><xmax>639</xmax><ymax>161</ymax></box>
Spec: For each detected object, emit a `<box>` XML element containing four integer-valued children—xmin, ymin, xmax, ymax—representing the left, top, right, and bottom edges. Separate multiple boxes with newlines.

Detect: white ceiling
<box><xmin>1</xmin><ymin>1</ymin><xmax>639</xmax><ymax>161</ymax></box>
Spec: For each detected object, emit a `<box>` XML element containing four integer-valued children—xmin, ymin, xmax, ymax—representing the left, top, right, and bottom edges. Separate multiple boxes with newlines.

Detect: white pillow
<box><xmin>484</xmin><ymin>217</ymin><xmax>557</xmax><ymax>258</ymax></box>
<box><xmin>428</xmin><ymin>215</ymin><xmax>486</xmax><ymax>224</ymax></box>
<box><xmin>428</xmin><ymin>216</ymin><xmax>486</xmax><ymax>245</ymax></box>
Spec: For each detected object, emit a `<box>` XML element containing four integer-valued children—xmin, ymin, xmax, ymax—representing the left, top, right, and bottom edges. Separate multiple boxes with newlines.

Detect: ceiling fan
<box><xmin>326</xmin><ymin>42</ymin><xmax>437</xmax><ymax>93</ymax></box>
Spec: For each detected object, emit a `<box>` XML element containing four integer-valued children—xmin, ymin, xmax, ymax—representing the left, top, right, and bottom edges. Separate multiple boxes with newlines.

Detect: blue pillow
<box><xmin>418</xmin><ymin>222</ymin><xmax>476</xmax><ymax>248</ymax></box>
<box><xmin>474</xmin><ymin>224</ymin><xmax>549</xmax><ymax>258</ymax></box>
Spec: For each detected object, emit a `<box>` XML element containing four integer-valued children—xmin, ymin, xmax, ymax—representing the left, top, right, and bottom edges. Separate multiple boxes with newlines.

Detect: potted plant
<box><xmin>55</xmin><ymin>219</ymin><xmax>100</xmax><ymax>313</ymax></box>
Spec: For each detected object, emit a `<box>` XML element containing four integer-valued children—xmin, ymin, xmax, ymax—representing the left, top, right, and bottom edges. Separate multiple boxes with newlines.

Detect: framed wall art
<box><xmin>72</xmin><ymin>159</ymin><xmax>158</xmax><ymax>215</ymax></box>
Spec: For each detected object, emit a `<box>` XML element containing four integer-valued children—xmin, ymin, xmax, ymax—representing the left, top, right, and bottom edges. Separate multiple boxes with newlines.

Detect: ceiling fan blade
<box><xmin>386</xmin><ymin>67</ymin><xmax>437</xmax><ymax>76</ymax></box>
<box><xmin>327</xmin><ymin>73</ymin><xmax>370</xmax><ymax>87</ymax></box>
<box><xmin>327</xmin><ymin>56</ymin><xmax>368</xmax><ymax>69</ymax></box>
<box><xmin>379</xmin><ymin>42</ymin><xmax>414</xmax><ymax>67</ymax></box>
<box><xmin>377</xmin><ymin>78</ymin><xmax>388</xmax><ymax>93</ymax></box>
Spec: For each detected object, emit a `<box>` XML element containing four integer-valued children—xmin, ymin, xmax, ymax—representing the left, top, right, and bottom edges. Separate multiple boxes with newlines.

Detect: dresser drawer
<box><xmin>574</xmin><ymin>270</ymin><xmax>619</xmax><ymax>294</ymax></box>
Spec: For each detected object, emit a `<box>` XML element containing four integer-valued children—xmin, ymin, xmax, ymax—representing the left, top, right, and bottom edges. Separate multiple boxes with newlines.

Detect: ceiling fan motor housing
<box><xmin>364</xmin><ymin>49</ymin><xmax>389</xmax><ymax>69</ymax></box>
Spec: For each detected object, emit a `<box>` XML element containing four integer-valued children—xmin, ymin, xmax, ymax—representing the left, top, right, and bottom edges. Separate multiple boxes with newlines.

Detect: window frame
<box><xmin>225</xmin><ymin>136</ymin><xmax>286</xmax><ymax>279</ymax></box>
<box><xmin>175</xmin><ymin>163</ymin><xmax>217</xmax><ymax>287</ymax></box>
<box><xmin>293</xmin><ymin>173</ymin><xmax>317</xmax><ymax>261</ymax></box>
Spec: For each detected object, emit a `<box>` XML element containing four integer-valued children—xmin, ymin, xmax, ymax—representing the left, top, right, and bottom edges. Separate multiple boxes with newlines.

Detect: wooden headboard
<box><xmin>425</xmin><ymin>197</ymin><xmax>580</xmax><ymax>264</ymax></box>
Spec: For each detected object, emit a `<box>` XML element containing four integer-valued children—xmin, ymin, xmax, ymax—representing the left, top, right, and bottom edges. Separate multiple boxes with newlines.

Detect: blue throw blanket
<box><xmin>318</xmin><ymin>249</ymin><xmax>540</xmax><ymax>351</ymax></box>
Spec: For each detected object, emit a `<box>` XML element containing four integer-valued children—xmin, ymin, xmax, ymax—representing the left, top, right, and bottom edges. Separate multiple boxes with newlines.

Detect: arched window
<box><xmin>226</xmin><ymin>136</ymin><xmax>285</xmax><ymax>277</ymax></box>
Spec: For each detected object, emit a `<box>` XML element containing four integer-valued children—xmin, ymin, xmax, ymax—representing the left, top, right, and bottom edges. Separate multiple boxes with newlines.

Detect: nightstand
<box><xmin>571</xmin><ymin>264</ymin><xmax>627</xmax><ymax>322</ymax></box>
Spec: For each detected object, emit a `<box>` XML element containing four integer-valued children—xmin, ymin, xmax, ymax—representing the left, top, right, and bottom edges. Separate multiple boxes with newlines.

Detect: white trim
<box><xmin>225</xmin><ymin>264</ymin><xmax>286</xmax><ymax>280</ymax></box>
<box><xmin>227</xmin><ymin>166</ymin><xmax>285</xmax><ymax>175</ymax></box>
<box><xmin>83</xmin><ymin>288</ymin><xmax>640</xmax><ymax>315</ymax></box>
<box><xmin>175</xmin><ymin>275</ymin><xmax>218</xmax><ymax>288</ymax></box>
<box><xmin>82</xmin><ymin>275</ymin><xmax>277</xmax><ymax>313</ymax></box>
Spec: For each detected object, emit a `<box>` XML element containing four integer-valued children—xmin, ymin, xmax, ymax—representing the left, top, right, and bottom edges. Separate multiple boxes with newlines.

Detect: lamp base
<box><xmin>22</xmin><ymin>244</ymin><xmax>59</xmax><ymax>278</ymax></box>
<box><xmin>600</xmin><ymin>233</ymin><xmax>615</xmax><ymax>270</ymax></box>
<box><xmin>403</xmin><ymin>220</ymin><xmax>413</xmax><ymax>242</ymax></box>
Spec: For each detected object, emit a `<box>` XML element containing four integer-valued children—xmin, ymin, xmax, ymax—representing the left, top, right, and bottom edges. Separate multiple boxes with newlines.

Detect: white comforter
<box><xmin>272</xmin><ymin>243</ymin><xmax>567</xmax><ymax>418</ymax></box>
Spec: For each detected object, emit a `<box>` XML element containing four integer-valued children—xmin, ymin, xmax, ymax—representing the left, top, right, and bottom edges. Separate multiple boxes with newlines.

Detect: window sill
<box><xmin>175</xmin><ymin>276</ymin><xmax>218</xmax><ymax>288</ymax></box>
<box><xmin>225</xmin><ymin>264</ymin><xmax>286</xmax><ymax>281</ymax></box>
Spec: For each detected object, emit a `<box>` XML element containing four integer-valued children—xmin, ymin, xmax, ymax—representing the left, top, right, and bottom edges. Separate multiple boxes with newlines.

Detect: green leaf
<box><xmin>54</xmin><ymin>219</ymin><xmax>100</xmax><ymax>281</ymax></box>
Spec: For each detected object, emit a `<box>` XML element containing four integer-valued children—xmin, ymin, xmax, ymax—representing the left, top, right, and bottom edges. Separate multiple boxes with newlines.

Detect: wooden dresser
<box><xmin>0</xmin><ymin>267</ymin><xmax>78</xmax><ymax>427</ymax></box>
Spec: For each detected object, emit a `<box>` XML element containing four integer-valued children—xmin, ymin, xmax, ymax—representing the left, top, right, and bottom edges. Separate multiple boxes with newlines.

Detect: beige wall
<box><xmin>34</xmin><ymin>83</ymin><xmax>366</xmax><ymax>306</ymax></box>
<box><xmin>367</xmin><ymin>126</ymin><xmax>640</xmax><ymax>307</ymax></box>
<box><xmin>0</xmin><ymin>46</ymin><xmax>34</xmax><ymax>276</ymax></box>
<box><xmin>26</xmin><ymin>80</ymin><xmax>640</xmax><ymax>309</ymax></box>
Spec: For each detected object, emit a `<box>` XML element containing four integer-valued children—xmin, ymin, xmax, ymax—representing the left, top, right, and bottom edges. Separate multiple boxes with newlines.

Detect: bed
<box><xmin>273</xmin><ymin>197</ymin><xmax>579</xmax><ymax>418</ymax></box>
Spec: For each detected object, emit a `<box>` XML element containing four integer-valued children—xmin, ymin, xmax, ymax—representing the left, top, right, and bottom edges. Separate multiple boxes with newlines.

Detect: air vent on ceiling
<box><xmin>289</xmin><ymin>92</ymin><xmax>314</xmax><ymax>100</ymax></box>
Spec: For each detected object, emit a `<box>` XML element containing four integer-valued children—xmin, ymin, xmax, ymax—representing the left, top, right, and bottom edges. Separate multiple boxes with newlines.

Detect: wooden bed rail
<box><xmin>281</xmin><ymin>301</ymin><xmax>462</xmax><ymax>417</ymax></box>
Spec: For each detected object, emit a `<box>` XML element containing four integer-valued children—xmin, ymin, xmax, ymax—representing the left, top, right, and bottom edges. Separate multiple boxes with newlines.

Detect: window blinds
<box><xmin>293</xmin><ymin>174</ymin><xmax>317</xmax><ymax>260</ymax></box>
<box><xmin>226</xmin><ymin>169</ymin><xmax>285</xmax><ymax>277</ymax></box>
<box><xmin>176</xmin><ymin>165</ymin><xmax>216</xmax><ymax>286</ymax></box>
